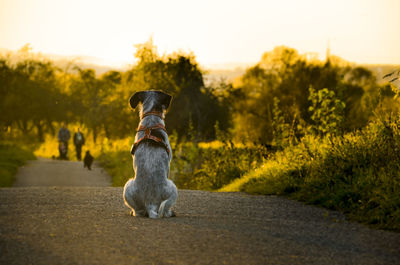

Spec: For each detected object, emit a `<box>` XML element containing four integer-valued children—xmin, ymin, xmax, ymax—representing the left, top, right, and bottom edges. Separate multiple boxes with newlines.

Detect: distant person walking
<box><xmin>73</xmin><ymin>128</ymin><xmax>85</xmax><ymax>161</ymax></box>
<box><xmin>58</xmin><ymin>123</ymin><xmax>71</xmax><ymax>160</ymax></box>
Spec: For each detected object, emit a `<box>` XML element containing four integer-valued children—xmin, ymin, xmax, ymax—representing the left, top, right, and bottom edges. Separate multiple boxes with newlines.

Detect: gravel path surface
<box><xmin>13</xmin><ymin>157</ymin><xmax>111</xmax><ymax>187</ymax></box>
<box><xmin>0</xmin><ymin>159</ymin><xmax>399</xmax><ymax>264</ymax></box>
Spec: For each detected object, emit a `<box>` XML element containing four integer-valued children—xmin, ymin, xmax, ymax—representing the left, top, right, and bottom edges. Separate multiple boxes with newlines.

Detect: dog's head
<box><xmin>129</xmin><ymin>90</ymin><xmax>172</xmax><ymax>117</ymax></box>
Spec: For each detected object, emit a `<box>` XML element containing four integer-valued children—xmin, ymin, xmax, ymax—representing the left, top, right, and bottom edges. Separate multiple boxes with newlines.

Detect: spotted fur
<box><xmin>123</xmin><ymin>91</ymin><xmax>177</xmax><ymax>218</ymax></box>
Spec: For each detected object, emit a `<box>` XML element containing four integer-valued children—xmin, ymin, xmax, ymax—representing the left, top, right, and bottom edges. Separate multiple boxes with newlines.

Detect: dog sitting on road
<box><xmin>123</xmin><ymin>90</ymin><xmax>177</xmax><ymax>218</ymax></box>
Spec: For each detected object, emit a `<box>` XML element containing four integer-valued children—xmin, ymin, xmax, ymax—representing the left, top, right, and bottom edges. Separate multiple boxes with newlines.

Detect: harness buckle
<box><xmin>145</xmin><ymin>128</ymin><xmax>151</xmax><ymax>136</ymax></box>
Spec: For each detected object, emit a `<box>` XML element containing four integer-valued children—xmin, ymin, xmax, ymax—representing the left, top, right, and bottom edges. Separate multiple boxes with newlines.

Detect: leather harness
<box><xmin>130</xmin><ymin>111</ymin><xmax>170</xmax><ymax>156</ymax></box>
<box><xmin>140</xmin><ymin>110</ymin><xmax>164</xmax><ymax>120</ymax></box>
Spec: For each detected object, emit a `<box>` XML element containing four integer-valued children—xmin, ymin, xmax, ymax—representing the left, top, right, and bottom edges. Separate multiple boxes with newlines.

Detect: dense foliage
<box><xmin>1</xmin><ymin>43</ymin><xmax>395</xmax><ymax>145</ymax></box>
<box><xmin>229</xmin><ymin>46</ymin><xmax>389</xmax><ymax>143</ymax></box>
<box><xmin>1</xmin><ymin>41</ymin><xmax>228</xmax><ymax>142</ymax></box>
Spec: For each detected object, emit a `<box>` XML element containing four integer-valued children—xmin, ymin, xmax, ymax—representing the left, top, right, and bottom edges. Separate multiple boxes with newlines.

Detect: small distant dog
<box><xmin>83</xmin><ymin>150</ymin><xmax>94</xmax><ymax>170</ymax></box>
<box><xmin>123</xmin><ymin>90</ymin><xmax>178</xmax><ymax>218</ymax></box>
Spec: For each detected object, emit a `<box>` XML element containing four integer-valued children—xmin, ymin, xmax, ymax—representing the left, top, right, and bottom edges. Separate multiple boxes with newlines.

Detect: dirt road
<box><xmin>0</xmin><ymin>159</ymin><xmax>399</xmax><ymax>264</ymax></box>
<box><xmin>13</xmin><ymin>157</ymin><xmax>111</xmax><ymax>187</ymax></box>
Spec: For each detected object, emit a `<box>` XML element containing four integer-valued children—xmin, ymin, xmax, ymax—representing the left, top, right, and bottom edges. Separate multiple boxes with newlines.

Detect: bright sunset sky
<box><xmin>0</xmin><ymin>0</ymin><xmax>399</xmax><ymax>68</ymax></box>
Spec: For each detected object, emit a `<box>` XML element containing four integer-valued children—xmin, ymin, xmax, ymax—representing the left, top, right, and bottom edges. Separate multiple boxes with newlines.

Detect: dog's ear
<box><xmin>129</xmin><ymin>91</ymin><xmax>146</xmax><ymax>109</ymax></box>
<box><xmin>158</xmin><ymin>91</ymin><xmax>172</xmax><ymax>110</ymax></box>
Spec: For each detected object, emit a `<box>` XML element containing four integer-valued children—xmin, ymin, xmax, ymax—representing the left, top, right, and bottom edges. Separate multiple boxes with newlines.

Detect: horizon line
<box><xmin>1</xmin><ymin>46</ymin><xmax>399</xmax><ymax>71</ymax></box>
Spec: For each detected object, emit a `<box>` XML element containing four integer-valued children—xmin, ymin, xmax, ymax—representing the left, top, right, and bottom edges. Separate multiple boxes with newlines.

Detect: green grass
<box><xmin>221</xmin><ymin>121</ymin><xmax>400</xmax><ymax>232</ymax></box>
<box><xmin>0</xmin><ymin>142</ymin><xmax>36</xmax><ymax>187</ymax></box>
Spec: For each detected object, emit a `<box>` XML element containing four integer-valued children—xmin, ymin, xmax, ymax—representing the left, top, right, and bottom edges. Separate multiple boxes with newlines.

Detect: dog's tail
<box><xmin>158</xmin><ymin>199</ymin><xmax>168</xmax><ymax>218</ymax></box>
<box><xmin>158</xmin><ymin>192</ymin><xmax>177</xmax><ymax>218</ymax></box>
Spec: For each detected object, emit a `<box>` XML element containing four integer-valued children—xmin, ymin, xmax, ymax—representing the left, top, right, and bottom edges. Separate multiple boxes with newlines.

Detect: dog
<box><xmin>123</xmin><ymin>90</ymin><xmax>177</xmax><ymax>218</ymax></box>
<box><xmin>83</xmin><ymin>150</ymin><xmax>94</xmax><ymax>170</ymax></box>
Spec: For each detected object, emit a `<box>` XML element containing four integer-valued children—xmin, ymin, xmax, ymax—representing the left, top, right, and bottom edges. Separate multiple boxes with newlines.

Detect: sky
<box><xmin>0</xmin><ymin>0</ymin><xmax>399</xmax><ymax>68</ymax></box>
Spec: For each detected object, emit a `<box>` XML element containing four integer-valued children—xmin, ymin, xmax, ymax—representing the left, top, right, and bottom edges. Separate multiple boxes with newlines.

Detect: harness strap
<box><xmin>131</xmin><ymin>123</ymin><xmax>169</xmax><ymax>156</ymax></box>
<box><xmin>140</xmin><ymin>111</ymin><xmax>164</xmax><ymax>120</ymax></box>
<box><xmin>137</xmin><ymin>123</ymin><xmax>166</xmax><ymax>132</ymax></box>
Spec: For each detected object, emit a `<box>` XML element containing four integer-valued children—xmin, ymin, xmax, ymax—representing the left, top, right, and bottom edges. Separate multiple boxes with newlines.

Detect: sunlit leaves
<box><xmin>308</xmin><ymin>87</ymin><xmax>345</xmax><ymax>136</ymax></box>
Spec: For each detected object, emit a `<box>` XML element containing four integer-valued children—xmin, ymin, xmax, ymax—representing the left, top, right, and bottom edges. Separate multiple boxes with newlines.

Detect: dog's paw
<box><xmin>165</xmin><ymin>210</ymin><xmax>177</xmax><ymax>218</ymax></box>
<box><xmin>148</xmin><ymin>211</ymin><xmax>159</xmax><ymax>219</ymax></box>
<box><xmin>129</xmin><ymin>210</ymin><xmax>135</xmax><ymax>216</ymax></box>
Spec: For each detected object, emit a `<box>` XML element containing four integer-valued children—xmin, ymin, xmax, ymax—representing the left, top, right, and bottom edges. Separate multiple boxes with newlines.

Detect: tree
<box><xmin>0</xmin><ymin>59</ymin><xmax>14</xmax><ymax>133</ymax></box>
<box><xmin>230</xmin><ymin>46</ymin><xmax>378</xmax><ymax>143</ymax></box>
<box><xmin>308</xmin><ymin>87</ymin><xmax>346</xmax><ymax>136</ymax></box>
<box><xmin>70</xmin><ymin>68</ymin><xmax>125</xmax><ymax>142</ymax></box>
<box><xmin>125</xmin><ymin>41</ymin><xmax>229</xmax><ymax>140</ymax></box>
<box><xmin>1</xmin><ymin>58</ymin><xmax>66</xmax><ymax>141</ymax></box>
<box><xmin>272</xmin><ymin>97</ymin><xmax>291</xmax><ymax>147</ymax></box>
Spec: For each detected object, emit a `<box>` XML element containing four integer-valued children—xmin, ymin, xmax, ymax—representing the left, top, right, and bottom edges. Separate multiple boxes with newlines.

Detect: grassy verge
<box><xmin>0</xmin><ymin>142</ymin><xmax>36</xmax><ymax>187</ymax></box>
<box><xmin>98</xmin><ymin>151</ymin><xmax>133</xmax><ymax>187</ymax></box>
<box><xmin>221</xmin><ymin>121</ymin><xmax>400</xmax><ymax>232</ymax></box>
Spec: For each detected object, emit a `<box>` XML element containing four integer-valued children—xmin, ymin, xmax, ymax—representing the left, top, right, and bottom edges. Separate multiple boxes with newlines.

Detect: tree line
<box><xmin>0</xmin><ymin>42</ymin><xmax>396</xmax><ymax>145</ymax></box>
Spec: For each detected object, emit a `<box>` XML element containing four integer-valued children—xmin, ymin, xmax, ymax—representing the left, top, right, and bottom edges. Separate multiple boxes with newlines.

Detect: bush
<box><xmin>221</xmin><ymin>119</ymin><xmax>400</xmax><ymax>231</ymax></box>
<box><xmin>171</xmin><ymin>140</ymin><xmax>266</xmax><ymax>190</ymax></box>
<box><xmin>98</xmin><ymin>150</ymin><xmax>133</xmax><ymax>187</ymax></box>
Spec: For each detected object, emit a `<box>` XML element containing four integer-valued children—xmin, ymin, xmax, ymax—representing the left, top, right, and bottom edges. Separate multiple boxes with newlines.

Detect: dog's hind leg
<box><xmin>123</xmin><ymin>179</ymin><xmax>146</xmax><ymax>217</ymax></box>
<box><xmin>145</xmin><ymin>204</ymin><xmax>159</xmax><ymax>219</ymax></box>
<box><xmin>158</xmin><ymin>180</ymin><xmax>178</xmax><ymax>218</ymax></box>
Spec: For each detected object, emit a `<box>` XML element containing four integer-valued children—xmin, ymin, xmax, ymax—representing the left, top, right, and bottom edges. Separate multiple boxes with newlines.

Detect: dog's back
<box><xmin>123</xmin><ymin>91</ymin><xmax>177</xmax><ymax>218</ymax></box>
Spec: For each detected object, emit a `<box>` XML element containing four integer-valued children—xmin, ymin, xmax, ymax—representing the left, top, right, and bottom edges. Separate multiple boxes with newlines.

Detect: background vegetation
<box><xmin>1</xmin><ymin>41</ymin><xmax>399</xmax><ymax>230</ymax></box>
<box><xmin>0</xmin><ymin>142</ymin><xmax>35</xmax><ymax>187</ymax></box>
